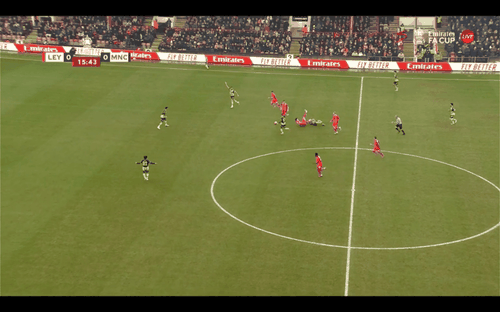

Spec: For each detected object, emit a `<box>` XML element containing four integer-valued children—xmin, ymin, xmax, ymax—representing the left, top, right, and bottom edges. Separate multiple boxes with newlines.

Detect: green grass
<box><xmin>1</xmin><ymin>53</ymin><xmax>499</xmax><ymax>296</ymax></box>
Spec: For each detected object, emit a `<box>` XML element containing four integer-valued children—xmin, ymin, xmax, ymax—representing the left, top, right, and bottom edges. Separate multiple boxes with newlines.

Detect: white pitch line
<box><xmin>211</xmin><ymin>146</ymin><xmax>499</xmax><ymax>251</ymax></box>
<box><xmin>344</xmin><ymin>76</ymin><xmax>364</xmax><ymax>297</ymax></box>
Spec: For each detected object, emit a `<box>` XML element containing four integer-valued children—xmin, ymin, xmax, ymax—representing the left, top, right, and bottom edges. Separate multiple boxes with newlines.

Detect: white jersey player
<box><xmin>225</xmin><ymin>82</ymin><xmax>240</xmax><ymax>108</ymax></box>
<box><xmin>157</xmin><ymin>107</ymin><xmax>169</xmax><ymax>129</ymax></box>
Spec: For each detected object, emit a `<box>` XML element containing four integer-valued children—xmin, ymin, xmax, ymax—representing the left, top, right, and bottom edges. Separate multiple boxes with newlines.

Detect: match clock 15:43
<box><xmin>72</xmin><ymin>56</ymin><xmax>101</xmax><ymax>67</ymax></box>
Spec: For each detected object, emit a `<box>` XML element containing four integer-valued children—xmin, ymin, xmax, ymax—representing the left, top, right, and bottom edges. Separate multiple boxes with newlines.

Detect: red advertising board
<box><xmin>206</xmin><ymin>55</ymin><xmax>252</xmax><ymax>66</ymax></box>
<box><xmin>397</xmin><ymin>62</ymin><xmax>452</xmax><ymax>71</ymax></box>
<box><xmin>14</xmin><ymin>43</ymin><xmax>65</xmax><ymax>53</ymax></box>
<box><xmin>297</xmin><ymin>59</ymin><xmax>349</xmax><ymax>69</ymax></box>
<box><xmin>13</xmin><ymin>43</ymin><xmax>482</xmax><ymax>73</ymax></box>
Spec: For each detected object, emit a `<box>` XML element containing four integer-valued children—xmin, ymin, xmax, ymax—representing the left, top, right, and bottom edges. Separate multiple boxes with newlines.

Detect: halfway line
<box><xmin>344</xmin><ymin>76</ymin><xmax>364</xmax><ymax>296</ymax></box>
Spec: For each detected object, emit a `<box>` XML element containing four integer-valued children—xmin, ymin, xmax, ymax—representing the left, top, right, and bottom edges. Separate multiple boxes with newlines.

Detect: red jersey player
<box><xmin>295</xmin><ymin>109</ymin><xmax>308</xmax><ymax>126</ymax></box>
<box><xmin>330</xmin><ymin>112</ymin><xmax>341</xmax><ymax>134</ymax></box>
<box><xmin>315</xmin><ymin>152</ymin><xmax>325</xmax><ymax>177</ymax></box>
<box><xmin>280</xmin><ymin>100</ymin><xmax>289</xmax><ymax>117</ymax></box>
<box><xmin>371</xmin><ymin>137</ymin><xmax>384</xmax><ymax>158</ymax></box>
<box><xmin>270</xmin><ymin>91</ymin><xmax>278</xmax><ymax>107</ymax></box>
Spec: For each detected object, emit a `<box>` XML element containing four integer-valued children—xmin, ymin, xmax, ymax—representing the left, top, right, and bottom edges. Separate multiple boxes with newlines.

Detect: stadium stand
<box><xmin>1</xmin><ymin>16</ymin><xmax>497</xmax><ymax>62</ymax></box>
<box><xmin>299</xmin><ymin>16</ymin><xmax>404</xmax><ymax>60</ymax></box>
<box><xmin>444</xmin><ymin>16</ymin><xmax>499</xmax><ymax>61</ymax></box>
<box><xmin>18</xmin><ymin>16</ymin><xmax>157</xmax><ymax>50</ymax></box>
<box><xmin>0</xmin><ymin>16</ymin><xmax>33</xmax><ymax>42</ymax></box>
<box><xmin>158</xmin><ymin>16</ymin><xmax>292</xmax><ymax>55</ymax></box>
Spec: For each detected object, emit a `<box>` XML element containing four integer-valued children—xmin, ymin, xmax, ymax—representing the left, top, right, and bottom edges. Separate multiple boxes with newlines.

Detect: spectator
<box><xmin>445</xmin><ymin>16</ymin><xmax>500</xmax><ymax>60</ymax></box>
<box><xmin>471</xmin><ymin>45</ymin><xmax>477</xmax><ymax>58</ymax></box>
<box><xmin>435</xmin><ymin>50</ymin><xmax>443</xmax><ymax>62</ymax></box>
<box><xmin>161</xmin><ymin>16</ymin><xmax>291</xmax><ymax>56</ymax></box>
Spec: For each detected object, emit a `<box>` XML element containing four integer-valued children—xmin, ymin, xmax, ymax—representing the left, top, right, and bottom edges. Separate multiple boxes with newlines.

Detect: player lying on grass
<box><xmin>295</xmin><ymin>110</ymin><xmax>323</xmax><ymax>126</ymax></box>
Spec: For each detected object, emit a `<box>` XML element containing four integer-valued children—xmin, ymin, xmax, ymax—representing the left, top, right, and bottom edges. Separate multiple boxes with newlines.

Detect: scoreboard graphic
<box><xmin>42</xmin><ymin>52</ymin><xmax>130</xmax><ymax>66</ymax></box>
<box><xmin>72</xmin><ymin>56</ymin><xmax>101</xmax><ymax>67</ymax></box>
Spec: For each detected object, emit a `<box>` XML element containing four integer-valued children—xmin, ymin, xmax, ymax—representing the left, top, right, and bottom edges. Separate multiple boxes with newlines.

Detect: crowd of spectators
<box><xmin>158</xmin><ymin>16</ymin><xmax>292</xmax><ymax>55</ymax></box>
<box><xmin>4</xmin><ymin>15</ymin><xmax>498</xmax><ymax>62</ymax></box>
<box><xmin>309</xmin><ymin>16</ymin><xmax>371</xmax><ymax>33</ymax></box>
<box><xmin>379</xmin><ymin>16</ymin><xmax>395</xmax><ymax>27</ymax></box>
<box><xmin>445</xmin><ymin>16</ymin><xmax>499</xmax><ymax>60</ymax></box>
<box><xmin>1</xmin><ymin>16</ymin><xmax>33</xmax><ymax>39</ymax></box>
<box><xmin>299</xmin><ymin>16</ymin><xmax>404</xmax><ymax>60</ymax></box>
<box><xmin>33</xmin><ymin>16</ymin><xmax>156</xmax><ymax>49</ymax></box>
<box><xmin>184</xmin><ymin>16</ymin><xmax>289</xmax><ymax>32</ymax></box>
<box><xmin>299</xmin><ymin>31</ymin><xmax>403</xmax><ymax>59</ymax></box>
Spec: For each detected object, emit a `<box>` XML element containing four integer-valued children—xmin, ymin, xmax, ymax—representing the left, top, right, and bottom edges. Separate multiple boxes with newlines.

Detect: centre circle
<box><xmin>210</xmin><ymin>147</ymin><xmax>500</xmax><ymax>250</ymax></box>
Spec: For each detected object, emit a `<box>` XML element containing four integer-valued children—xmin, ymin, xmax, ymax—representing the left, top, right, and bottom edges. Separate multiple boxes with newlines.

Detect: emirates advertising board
<box><xmin>2</xmin><ymin>43</ymin><xmax>498</xmax><ymax>72</ymax></box>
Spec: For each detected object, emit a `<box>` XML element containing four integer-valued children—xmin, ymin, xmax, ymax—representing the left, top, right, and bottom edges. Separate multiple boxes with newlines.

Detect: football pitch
<box><xmin>1</xmin><ymin>53</ymin><xmax>499</xmax><ymax>296</ymax></box>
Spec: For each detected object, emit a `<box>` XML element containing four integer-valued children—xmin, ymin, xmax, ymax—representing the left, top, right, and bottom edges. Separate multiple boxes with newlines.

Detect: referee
<box><xmin>394</xmin><ymin>115</ymin><xmax>406</xmax><ymax>135</ymax></box>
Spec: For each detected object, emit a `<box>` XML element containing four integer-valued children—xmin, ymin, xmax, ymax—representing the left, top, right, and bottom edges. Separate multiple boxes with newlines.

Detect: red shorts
<box><xmin>317</xmin><ymin>164</ymin><xmax>323</xmax><ymax>172</ymax></box>
<box><xmin>271</xmin><ymin>98</ymin><xmax>278</xmax><ymax>104</ymax></box>
<box><xmin>297</xmin><ymin>119</ymin><xmax>307</xmax><ymax>126</ymax></box>
<box><xmin>373</xmin><ymin>147</ymin><xmax>380</xmax><ymax>152</ymax></box>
